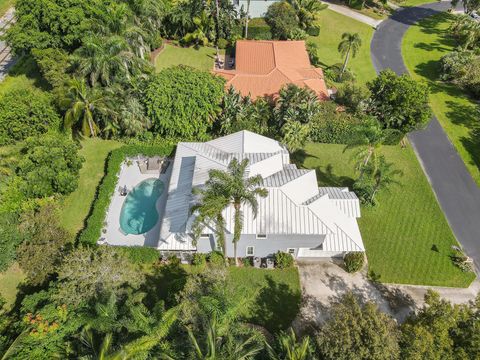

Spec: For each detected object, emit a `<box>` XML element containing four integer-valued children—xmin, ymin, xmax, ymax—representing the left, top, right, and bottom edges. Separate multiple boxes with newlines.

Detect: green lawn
<box><xmin>299</xmin><ymin>142</ymin><xmax>475</xmax><ymax>287</ymax></box>
<box><xmin>309</xmin><ymin>9</ymin><xmax>377</xmax><ymax>85</ymax></box>
<box><xmin>402</xmin><ymin>13</ymin><xmax>480</xmax><ymax>186</ymax></box>
<box><xmin>59</xmin><ymin>138</ymin><xmax>122</xmax><ymax>236</ymax></box>
<box><xmin>394</xmin><ymin>0</ymin><xmax>435</xmax><ymax>7</ymax></box>
<box><xmin>0</xmin><ymin>263</ymin><xmax>24</xmax><ymax>308</ymax></box>
<box><xmin>155</xmin><ymin>44</ymin><xmax>221</xmax><ymax>72</ymax></box>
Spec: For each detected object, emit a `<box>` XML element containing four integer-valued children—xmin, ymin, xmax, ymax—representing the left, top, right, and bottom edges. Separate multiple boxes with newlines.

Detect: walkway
<box><xmin>371</xmin><ymin>2</ymin><xmax>480</xmax><ymax>271</ymax></box>
<box><xmin>0</xmin><ymin>7</ymin><xmax>15</xmax><ymax>81</ymax></box>
<box><xmin>322</xmin><ymin>1</ymin><xmax>382</xmax><ymax>28</ymax></box>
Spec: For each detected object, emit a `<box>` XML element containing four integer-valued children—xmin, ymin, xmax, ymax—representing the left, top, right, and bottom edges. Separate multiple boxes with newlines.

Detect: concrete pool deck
<box><xmin>102</xmin><ymin>159</ymin><xmax>172</xmax><ymax>247</ymax></box>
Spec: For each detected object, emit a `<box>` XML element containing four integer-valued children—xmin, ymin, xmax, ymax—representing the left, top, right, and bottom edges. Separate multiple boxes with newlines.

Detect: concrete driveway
<box><xmin>294</xmin><ymin>261</ymin><xmax>480</xmax><ymax>329</ymax></box>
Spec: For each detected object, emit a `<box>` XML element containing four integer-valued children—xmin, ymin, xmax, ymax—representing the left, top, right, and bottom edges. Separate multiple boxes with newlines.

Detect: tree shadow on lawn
<box><xmin>249</xmin><ymin>275</ymin><xmax>301</xmax><ymax>333</ymax></box>
<box><xmin>413</xmin><ymin>41</ymin><xmax>451</xmax><ymax>53</ymax></box>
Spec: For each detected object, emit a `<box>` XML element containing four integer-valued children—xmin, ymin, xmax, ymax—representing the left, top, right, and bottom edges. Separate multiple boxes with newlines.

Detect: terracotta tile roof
<box><xmin>214</xmin><ymin>40</ymin><xmax>329</xmax><ymax>100</ymax></box>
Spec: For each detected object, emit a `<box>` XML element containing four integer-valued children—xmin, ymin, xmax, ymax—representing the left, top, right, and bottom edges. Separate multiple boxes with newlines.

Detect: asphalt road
<box><xmin>371</xmin><ymin>2</ymin><xmax>480</xmax><ymax>272</ymax></box>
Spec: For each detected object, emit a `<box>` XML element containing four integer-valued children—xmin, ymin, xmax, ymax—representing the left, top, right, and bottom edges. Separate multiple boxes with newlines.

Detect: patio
<box><xmin>101</xmin><ymin>156</ymin><xmax>173</xmax><ymax>247</ymax></box>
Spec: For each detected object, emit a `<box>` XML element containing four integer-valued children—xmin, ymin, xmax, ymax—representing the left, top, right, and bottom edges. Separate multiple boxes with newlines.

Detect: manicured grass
<box><xmin>395</xmin><ymin>0</ymin><xmax>434</xmax><ymax>7</ymax></box>
<box><xmin>0</xmin><ymin>262</ymin><xmax>25</xmax><ymax>308</ymax></box>
<box><xmin>59</xmin><ymin>138</ymin><xmax>122</xmax><ymax>236</ymax></box>
<box><xmin>0</xmin><ymin>57</ymin><xmax>42</xmax><ymax>96</ymax></box>
<box><xmin>228</xmin><ymin>267</ymin><xmax>301</xmax><ymax>333</ymax></box>
<box><xmin>402</xmin><ymin>12</ymin><xmax>480</xmax><ymax>186</ymax></box>
<box><xmin>299</xmin><ymin>142</ymin><xmax>475</xmax><ymax>287</ymax></box>
<box><xmin>155</xmin><ymin>44</ymin><xmax>222</xmax><ymax>72</ymax></box>
<box><xmin>309</xmin><ymin>9</ymin><xmax>377</xmax><ymax>85</ymax></box>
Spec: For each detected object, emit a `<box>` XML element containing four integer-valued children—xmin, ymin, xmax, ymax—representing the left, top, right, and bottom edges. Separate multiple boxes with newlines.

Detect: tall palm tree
<box><xmin>343</xmin><ymin>118</ymin><xmax>400</xmax><ymax>175</ymax></box>
<box><xmin>74</xmin><ymin>35</ymin><xmax>150</xmax><ymax>87</ymax></box>
<box><xmin>281</xmin><ymin>120</ymin><xmax>310</xmax><ymax>153</ymax></box>
<box><xmin>369</xmin><ymin>155</ymin><xmax>402</xmax><ymax>203</ymax></box>
<box><xmin>206</xmin><ymin>158</ymin><xmax>268</xmax><ymax>265</ymax></box>
<box><xmin>187</xmin><ymin>316</ymin><xmax>263</xmax><ymax>360</ymax></box>
<box><xmin>338</xmin><ymin>32</ymin><xmax>362</xmax><ymax>75</ymax></box>
<box><xmin>287</xmin><ymin>0</ymin><xmax>325</xmax><ymax>29</ymax></box>
<box><xmin>183</xmin><ymin>11</ymin><xmax>213</xmax><ymax>46</ymax></box>
<box><xmin>191</xmin><ymin>185</ymin><xmax>230</xmax><ymax>258</ymax></box>
<box><xmin>63</xmin><ymin>79</ymin><xmax>113</xmax><ymax>137</ymax></box>
<box><xmin>244</xmin><ymin>0</ymin><xmax>251</xmax><ymax>38</ymax></box>
<box><xmin>266</xmin><ymin>328</ymin><xmax>314</xmax><ymax>360</ymax></box>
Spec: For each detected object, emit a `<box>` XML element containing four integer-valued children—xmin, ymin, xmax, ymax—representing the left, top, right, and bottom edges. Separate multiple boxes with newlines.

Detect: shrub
<box><xmin>243</xmin><ymin>18</ymin><xmax>272</xmax><ymax>40</ymax></box>
<box><xmin>117</xmin><ymin>246</ymin><xmax>159</xmax><ymax>265</ymax></box>
<box><xmin>344</xmin><ymin>252</ymin><xmax>365</xmax><ymax>273</ymax></box>
<box><xmin>0</xmin><ymin>88</ymin><xmax>61</xmax><ymax>145</ymax></box>
<box><xmin>242</xmin><ymin>257</ymin><xmax>253</xmax><ymax>267</ymax></box>
<box><xmin>451</xmin><ymin>250</ymin><xmax>474</xmax><ymax>272</ymax></box>
<box><xmin>144</xmin><ymin>66</ymin><xmax>225</xmax><ymax>140</ymax></box>
<box><xmin>306</xmin><ymin>25</ymin><xmax>320</xmax><ymax>36</ymax></box>
<box><xmin>217</xmin><ymin>38</ymin><xmax>228</xmax><ymax>49</ymax></box>
<box><xmin>274</xmin><ymin>251</ymin><xmax>294</xmax><ymax>269</ymax></box>
<box><xmin>78</xmin><ymin>144</ymin><xmax>173</xmax><ymax>245</ymax></box>
<box><xmin>325</xmin><ymin>63</ymin><xmax>356</xmax><ymax>83</ymax></box>
<box><xmin>192</xmin><ymin>253</ymin><xmax>207</xmax><ymax>266</ymax></box>
<box><xmin>306</xmin><ymin>41</ymin><xmax>320</xmax><ymax>66</ymax></box>
<box><xmin>207</xmin><ymin>251</ymin><xmax>225</xmax><ymax>266</ymax></box>
<box><xmin>168</xmin><ymin>254</ymin><xmax>181</xmax><ymax>266</ymax></box>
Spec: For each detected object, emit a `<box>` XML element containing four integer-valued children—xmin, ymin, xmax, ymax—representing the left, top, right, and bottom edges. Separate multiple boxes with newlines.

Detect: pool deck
<box><xmin>102</xmin><ymin>160</ymin><xmax>172</xmax><ymax>247</ymax></box>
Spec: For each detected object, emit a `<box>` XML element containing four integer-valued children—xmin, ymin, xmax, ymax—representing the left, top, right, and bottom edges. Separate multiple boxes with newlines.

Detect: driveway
<box><xmin>371</xmin><ymin>2</ymin><xmax>480</xmax><ymax>271</ymax></box>
<box><xmin>321</xmin><ymin>1</ymin><xmax>382</xmax><ymax>28</ymax></box>
<box><xmin>294</xmin><ymin>262</ymin><xmax>480</xmax><ymax>329</ymax></box>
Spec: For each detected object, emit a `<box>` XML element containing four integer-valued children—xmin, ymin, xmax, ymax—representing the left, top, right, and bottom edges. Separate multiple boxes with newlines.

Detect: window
<box><xmin>200</xmin><ymin>234</ymin><xmax>209</xmax><ymax>239</ymax></box>
<box><xmin>256</xmin><ymin>234</ymin><xmax>267</xmax><ymax>239</ymax></box>
<box><xmin>287</xmin><ymin>248</ymin><xmax>296</xmax><ymax>255</ymax></box>
<box><xmin>246</xmin><ymin>246</ymin><xmax>254</xmax><ymax>256</ymax></box>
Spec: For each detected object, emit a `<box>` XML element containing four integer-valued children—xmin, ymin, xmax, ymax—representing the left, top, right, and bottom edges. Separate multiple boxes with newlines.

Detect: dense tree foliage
<box><xmin>265</xmin><ymin>2</ymin><xmax>301</xmax><ymax>40</ymax></box>
<box><xmin>144</xmin><ymin>66</ymin><xmax>225</xmax><ymax>140</ymax></box>
<box><xmin>0</xmin><ymin>88</ymin><xmax>60</xmax><ymax>145</ymax></box>
<box><xmin>367</xmin><ymin>70</ymin><xmax>431</xmax><ymax>134</ymax></box>
<box><xmin>17</xmin><ymin>134</ymin><xmax>84</xmax><ymax>199</ymax></box>
<box><xmin>317</xmin><ymin>292</ymin><xmax>400</xmax><ymax>360</ymax></box>
<box><xmin>0</xmin><ymin>213</ymin><xmax>22</xmax><ymax>272</ymax></box>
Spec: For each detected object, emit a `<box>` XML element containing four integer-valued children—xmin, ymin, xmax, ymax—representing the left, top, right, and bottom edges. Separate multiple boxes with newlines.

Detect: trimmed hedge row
<box><xmin>78</xmin><ymin>144</ymin><xmax>174</xmax><ymax>245</ymax></box>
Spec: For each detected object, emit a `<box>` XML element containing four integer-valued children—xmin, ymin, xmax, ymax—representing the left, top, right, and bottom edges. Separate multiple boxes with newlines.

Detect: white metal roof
<box><xmin>159</xmin><ymin>131</ymin><xmax>364</xmax><ymax>252</ymax></box>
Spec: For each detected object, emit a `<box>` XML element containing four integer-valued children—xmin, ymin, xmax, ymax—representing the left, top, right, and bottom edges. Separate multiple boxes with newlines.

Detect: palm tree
<box><xmin>287</xmin><ymin>0</ymin><xmax>325</xmax><ymax>29</ymax></box>
<box><xmin>344</xmin><ymin>118</ymin><xmax>400</xmax><ymax>175</ymax></box>
<box><xmin>275</xmin><ymin>84</ymin><xmax>319</xmax><ymax>128</ymax></box>
<box><xmin>183</xmin><ymin>11</ymin><xmax>213</xmax><ymax>46</ymax></box>
<box><xmin>191</xmin><ymin>185</ymin><xmax>230</xmax><ymax>258</ymax></box>
<box><xmin>62</xmin><ymin>79</ymin><xmax>114</xmax><ymax>137</ymax></box>
<box><xmin>244</xmin><ymin>0</ymin><xmax>251</xmax><ymax>38</ymax></box>
<box><xmin>338</xmin><ymin>32</ymin><xmax>362</xmax><ymax>76</ymax></box>
<box><xmin>206</xmin><ymin>158</ymin><xmax>268</xmax><ymax>265</ymax></box>
<box><xmin>266</xmin><ymin>328</ymin><xmax>314</xmax><ymax>360</ymax></box>
<box><xmin>74</xmin><ymin>35</ymin><xmax>150</xmax><ymax>87</ymax></box>
<box><xmin>281</xmin><ymin>120</ymin><xmax>310</xmax><ymax>153</ymax></box>
<box><xmin>369</xmin><ymin>155</ymin><xmax>402</xmax><ymax>203</ymax></box>
<box><xmin>187</xmin><ymin>316</ymin><xmax>263</xmax><ymax>360</ymax></box>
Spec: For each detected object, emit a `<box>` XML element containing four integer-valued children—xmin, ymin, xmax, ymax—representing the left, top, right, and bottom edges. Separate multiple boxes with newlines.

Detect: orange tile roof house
<box><xmin>214</xmin><ymin>40</ymin><xmax>329</xmax><ymax>100</ymax></box>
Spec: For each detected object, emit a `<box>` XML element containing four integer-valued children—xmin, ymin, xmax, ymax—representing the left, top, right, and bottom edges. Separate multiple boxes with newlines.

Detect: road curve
<box><xmin>371</xmin><ymin>3</ymin><xmax>480</xmax><ymax>272</ymax></box>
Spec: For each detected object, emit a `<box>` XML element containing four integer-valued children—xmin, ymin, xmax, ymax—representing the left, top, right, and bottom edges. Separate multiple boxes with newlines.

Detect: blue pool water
<box><xmin>119</xmin><ymin>178</ymin><xmax>164</xmax><ymax>235</ymax></box>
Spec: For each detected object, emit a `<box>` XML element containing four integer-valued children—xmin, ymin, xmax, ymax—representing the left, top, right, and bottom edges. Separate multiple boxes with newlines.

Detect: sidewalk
<box><xmin>321</xmin><ymin>1</ymin><xmax>383</xmax><ymax>28</ymax></box>
<box><xmin>0</xmin><ymin>7</ymin><xmax>16</xmax><ymax>82</ymax></box>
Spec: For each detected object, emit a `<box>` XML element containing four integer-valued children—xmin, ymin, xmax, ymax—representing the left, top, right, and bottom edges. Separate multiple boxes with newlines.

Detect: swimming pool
<box><xmin>119</xmin><ymin>178</ymin><xmax>164</xmax><ymax>235</ymax></box>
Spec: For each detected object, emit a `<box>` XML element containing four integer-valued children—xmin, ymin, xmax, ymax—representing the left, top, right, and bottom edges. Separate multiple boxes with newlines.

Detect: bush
<box><xmin>207</xmin><ymin>251</ymin><xmax>225</xmax><ymax>266</ymax></box>
<box><xmin>78</xmin><ymin>144</ymin><xmax>173</xmax><ymax>245</ymax></box>
<box><xmin>192</xmin><ymin>253</ymin><xmax>207</xmax><ymax>266</ymax></box>
<box><xmin>217</xmin><ymin>38</ymin><xmax>228</xmax><ymax>49</ymax></box>
<box><xmin>306</xmin><ymin>25</ymin><xmax>320</xmax><ymax>36</ymax></box>
<box><xmin>325</xmin><ymin>63</ymin><xmax>356</xmax><ymax>83</ymax></box>
<box><xmin>117</xmin><ymin>246</ymin><xmax>159</xmax><ymax>265</ymax></box>
<box><xmin>0</xmin><ymin>88</ymin><xmax>61</xmax><ymax>145</ymax></box>
<box><xmin>243</xmin><ymin>18</ymin><xmax>272</xmax><ymax>40</ymax></box>
<box><xmin>168</xmin><ymin>254</ymin><xmax>181</xmax><ymax>266</ymax></box>
<box><xmin>242</xmin><ymin>257</ymin><xmax>253</xmax><ymax>267</ymax></box>
<box><xmin>274</xmin><ymin>251</ymin><xmax>294</xmax><ymax>269</ymax></box>
<box><xmin>344</xmin><ymin>252</ymin><xmax>365</xmax><ymax>273</ymax></box>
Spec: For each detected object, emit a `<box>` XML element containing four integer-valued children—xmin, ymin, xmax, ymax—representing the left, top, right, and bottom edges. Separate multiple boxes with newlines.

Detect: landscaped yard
<box><xmin>154</xmin><ymin>44</ymin><xmax>222</xmax><ymax>72</ymax></box>
<box><xmin>309</xmin><ymin>9</ymin><xmax>377</xmax><ymax>85</ymax></box>
<box><xmin>402</xmin><ymin>12</ymin><xmax>480</xmax><ymax>186</ymax></box>
<box><xmin>299</xmin><ymin>142</ymin><xmax>475</xmax><ymax>287</ymax></box>
<box><xmin>59</xmin><ymin>138</ymin><xmax>122</xmax><ymax>236</ymax></box>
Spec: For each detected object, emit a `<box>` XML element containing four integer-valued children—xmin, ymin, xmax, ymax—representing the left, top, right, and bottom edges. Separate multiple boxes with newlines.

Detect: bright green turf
<box><xmin>308</xmin><ymin>9</ymin><xmax>377</xmax><ymax>85</ymax></box>
<box><xmin>0</xmin><ymin>0</ymin><xmax>13</xmax><ymax>17</ymax></box>
<box><xmin>402</xmin><ymin>12</ymin><xmax>480</xmax><ymax>186</ymax></box>
<box><xmin>300</xmin><ymin>142</ymin><xmax>475</xmax><ymax>287</ymax></box>
<box><xmin>0</xmin><ymin>262</ymin><xmax>24</xmax><ymax>308</ymax></box>
<box><xmin>59</xmin><ymin>138</ymin><xmax>122</xmax><ymax>236</ymax></box>
<box><xmin>155</xmin><ymin>44</ymin><xmax>222</xmax><ymax>72</ymax></box>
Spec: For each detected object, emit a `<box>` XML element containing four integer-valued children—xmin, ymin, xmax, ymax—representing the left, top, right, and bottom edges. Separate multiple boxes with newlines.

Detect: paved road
<box><xmin>371</xmin><ymin>2</ymin><xmax>480</xmax><ymax>271</ymax></box>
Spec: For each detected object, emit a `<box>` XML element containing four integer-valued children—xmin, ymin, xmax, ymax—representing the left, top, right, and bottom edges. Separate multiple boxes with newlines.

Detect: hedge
<box><xmin>78</xmin><ymin>144</ymin><xmax>174</xmax><ymax>245</ymax></box>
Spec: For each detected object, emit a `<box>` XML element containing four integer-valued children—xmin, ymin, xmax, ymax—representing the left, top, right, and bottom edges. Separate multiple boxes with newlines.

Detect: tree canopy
<box><xmin>144</xmin><ymin>66</ymin><xmax>225</xmax><ymax>140</ymax></box>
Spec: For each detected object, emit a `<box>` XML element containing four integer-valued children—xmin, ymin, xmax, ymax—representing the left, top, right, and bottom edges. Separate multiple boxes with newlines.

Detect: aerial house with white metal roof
<box><xmin>158</xmin><ymin>130</ymin><xmax>364</xmax><ymax>259</ymax></box>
